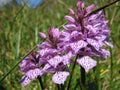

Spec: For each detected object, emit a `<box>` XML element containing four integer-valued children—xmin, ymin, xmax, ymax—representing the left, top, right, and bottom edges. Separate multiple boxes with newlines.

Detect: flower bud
<box><xmin>64</xmin><ymin>15</ymin><xmax>75</xmax><ymax>23</ymax></box>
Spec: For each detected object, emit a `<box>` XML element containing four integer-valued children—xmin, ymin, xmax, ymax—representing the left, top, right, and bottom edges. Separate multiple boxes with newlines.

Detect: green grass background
<box><xmin>0</xmin><ymin>0</ymin><xmax>120</xmax><ymax>90</ymax></box>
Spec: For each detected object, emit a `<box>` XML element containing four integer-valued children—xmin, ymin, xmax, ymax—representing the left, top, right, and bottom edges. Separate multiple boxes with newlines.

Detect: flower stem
<box><xmin>110</xmin><ymin>48</ymin><xmax>113</xmax><ymax>88</ymax></box>
<box><xmin>80</xmin><ymin>66</ymin><xmax>86</xmax><ymax>90</ymax></box>
<box><xmin>61</xmin><ymin>84</ymin><xmax>64</xmax><ymax>90</ymax></box>
<box><xmin>38</xmin><ymin>76</ymin><xmax>44</xmax><ymax>90</ymax></box>
<box><xmin>67</xmin><ymin>55</ymin><xmax>79</xmax><ymax>90</ymax></box>
<box><xmin>57</xmin><ymin>84</ymin><xmax>61</xmax><ymax>90</ymax></box>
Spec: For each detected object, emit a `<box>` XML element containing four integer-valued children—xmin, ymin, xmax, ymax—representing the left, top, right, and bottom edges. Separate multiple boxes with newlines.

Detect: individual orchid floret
<box><xmin>77</xmin><ymin>56</ymin><xmax>97</xmax><ymax>72</ymax></box>
<box><xmin>48</xmin><ymin>55</ymin><xmax>63</xmax><ymax>68</ymax></box>
<box><xmin>19</xmin><ymin>57</ymin><xmax>36</xmax><ymax>73</ymax></box>
<box><xmin>69</xmin><ymin>40</ymin><xmax>88</xmax><ymax>54</ymax></box>
<box><xmin>25</xmin><ymin>68</ymin><xmax>43</xmax><ymax>80</ymax></box>
<box><xmin>62</xmin><ymin>51</ymin><xmax>73</xmax><ymax>65</ymax></box>
<box><xmin>19</xmin><ymin>52</ymin><xmax>45</xmax><ymax>86</ymax></box>
<box><xmin>48</xmin><ymin>27</ymin><xmax>60</xmax><ymax>43</ymax></box>
<box><xmin>20</xmin><ymin>76</ymin><xmax>31</xmax><ymax>86</ymax></box>
<box><xmin>20</xmin><ymin>68</ymin><xmax>43</xmax><ymax>86</ymax></box>
<box><xmin>41</xmin><ymin>59</ymin><xmax>70</xmax><ymax>85</ymax></box>
<box><xmin>39</xmin><ymin>27</ymin><xmax>60</xmax><ymax>45</ymax></box>
<box><xmin>52</xmin><ymin>71</ymin><xmax>69</xmax><ymax>84</ymax></box>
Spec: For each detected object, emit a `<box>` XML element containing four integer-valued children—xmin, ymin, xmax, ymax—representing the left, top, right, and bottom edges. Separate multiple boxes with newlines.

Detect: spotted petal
<box><xmin>38</xmin><ymin>48</ymin><xmax>57</xmax><ymax>57</ymax></box>
<box><xmin>20</xmin><ymin>76</ymin><xmax>31</xmax><ymax>86</ymax></box>
<box><xmin>52</xmin><ymin>71</ymin><xmax>69</xmax><ymax>84</ymax></box>
<box><xmin>77</xmin><ymin>56</ymin><xmax>97</xmax><ymax>72</ymax></box>
<box><xmin>87</xmin><ymin>38</ymin><xmax>103</xmax><ymax>51</ymax></box>
<box><xmin>62</xmin><ymin>52</ymin><xmax>73</xmax><ymax>65</ymax></box>
<box><xmin>70</xmin><ymin>40</ymin><xmax>88</xmax><ymax>54</ymax></box>
<box><xmin>19</xmin><ymin>57</ymin><xmax>36</xmax><ymax>73</ymax></box>
<box><xmin>95</xmin><ymin>35</ymin><xmax>106</xmax><ymax>41</ymax></box>
<box><xmin>48</xmin><ymin>56</ymin><xmax>62</xmax><ymax>68</ymax></box>
<box><xmin>26</xmin><ymin>68</ymin><xmax>43</xmax><ymax>80</ymax></box>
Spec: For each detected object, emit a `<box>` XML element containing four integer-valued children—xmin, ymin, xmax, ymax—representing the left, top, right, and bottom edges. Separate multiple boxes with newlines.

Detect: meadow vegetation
<box><xmin>0</xmin><ymin>0</ymin><xmax>120</xmax><ymax>90</ymax></box>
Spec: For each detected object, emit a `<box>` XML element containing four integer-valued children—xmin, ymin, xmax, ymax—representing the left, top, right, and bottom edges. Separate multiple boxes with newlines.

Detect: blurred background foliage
<box><xmin>0</xmin><ymin>0</ymin><xmax>120</xmax><ymax>90</ymax></box>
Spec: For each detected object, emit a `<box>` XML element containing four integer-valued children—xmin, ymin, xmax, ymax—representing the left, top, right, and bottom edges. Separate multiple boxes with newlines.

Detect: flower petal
<box><xmin>42</xmin><ymin>64</ymin><xmax>51</xmax><ymax>71</ymax></box>
<box><xmin>104</xmin><ymin>41</ymin><xmax>113</xmax><ymax>48</ymax></box>
<box><xmin>38</xmin><ymin>41</ymin><xmax>52</xmax><ymax>49</ymax></box>
<box><xmin>19</xmin><ymin>57</ymin><xmax>36</xmax><ymax>73</ymax></box>
<box><xmin>62</xmin><ymin>52</ymin><xmax>73</xmax><ymax>65</ymax></box>
<box><xmin>87</xmin><ymin>38</ymin><xmax>103</xmax><ymax>51</ymax></box>
<box><xmin>95</xmin><ymin>35</ymin><xmax>106</xmax><ymax>41</ymax></box>
<box><xmin>48</xmin><ymin>27</ymin><xmax>60</xmax><ymax>40</ymax></box>
<box><xmin>52</xmin><ymin>71</ymin><xmax>69</xmax><ymax>84</ymax></box>
<box><xmin>70</xmin><ymin>40</ymin><xmax>88</xmax><ymax>54</ymax></box>
<box><xmin>38</xmin><ymin>32</ymin><xmax>47</xmax><ymax>39</ymax></box>
<box><xmin>65</xmin><ymin>15</ymin><xmax>75</xmax><ymax>23</ymax></box>
<box><xmin>48</xmin><ymin>56</ymin><xmax>62</xmax><ymax>68</ymax></box>
<box><xmin>63</xmin><ymin>24</ymin><xmax>76</xmax><ymax>31</ymax></box>
<box><xmin>60</xmin><ymin>31</ymin><xmax>71</xmax><ymax>42</ymax></box>
<box><xmin>20</xmin><ymin>76</ymin><xmax>31</xmax><ymax>86</ymax></box>
<box><xmin>26</xmin><ymin>68</ymin><xmax>43</xmax><ymax>80</ymax></box>
<box><xmin>85</xmin><ymin>4</ymin><xmax>97</xmax><ymax>16</ymax></box>
<box><xmin>68</xmin><ymin>8</ymin><xmax>75</xmax><ymax>15</ymax></box>
<box><xmin>38</xmin><ymin>48</ymin><xmax>57</xmax><ymax>57</ymax></box>
<box><xmin>101</xmin><ymin>49</ymin><xmax>110</xmax><ymax>59</ymax></box>
<box><xmin>77</xmin><ymin>56</ymin><xmax>97</xmax><ymax>72</ymax></box>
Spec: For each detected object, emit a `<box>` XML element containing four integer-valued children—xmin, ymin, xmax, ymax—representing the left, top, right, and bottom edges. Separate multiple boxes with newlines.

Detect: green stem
<box><xmin>80</xmin><ymin>66</ymin><xmax>86</xmax><ymax>90</ymax></box>
<box><xmin>110</xmin><ymin>48</ymin><xmax>113</xmax><ymax>88</ymax></box>
<box><xmin>38</xmin><ymin>76</ymin><xmax>44</xmax><ymax>90</ymax></box>
<box><xmin>61</xmin><ymin>84</ymin><xmax>64</xmax><ymax>90</ymax></box>
<box><xmin>67</xmin><ymin>55</ymin><xmax>79</xmax><ymax>90</ymax></box>
<box><xmin>57</xmin><ymin>84</ymin><xmax>61</xmax><ymax>90</ymax></box>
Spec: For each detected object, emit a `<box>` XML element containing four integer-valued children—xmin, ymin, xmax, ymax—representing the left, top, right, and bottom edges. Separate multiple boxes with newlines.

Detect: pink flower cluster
<box><xmin>19</xmin><ymin>1</ymin><xmax>113</xmax><ymax>86</ymax></box>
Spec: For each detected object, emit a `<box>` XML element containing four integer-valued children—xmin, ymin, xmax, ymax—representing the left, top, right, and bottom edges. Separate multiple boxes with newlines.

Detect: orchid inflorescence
<box><xmin>19</xmin><ymin>1</ymin><xmax>113</xmax><ymax>86</ymax></box>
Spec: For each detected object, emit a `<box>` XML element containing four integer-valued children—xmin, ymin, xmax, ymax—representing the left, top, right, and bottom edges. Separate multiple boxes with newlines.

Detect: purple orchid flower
<box><xmin>19</xmin><ymin>1</ymin><xmax>113</xmax><ymax>86</ymax></box>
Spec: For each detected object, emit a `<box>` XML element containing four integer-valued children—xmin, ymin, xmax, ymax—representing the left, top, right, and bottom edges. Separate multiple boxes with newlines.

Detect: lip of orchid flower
<box><xmin>77</xmin><ymin>56</ymin><xmax>97</xmax><ymax>72</ymax></box>
<box><xmin>20</xmin><ymin>68</ymin><xmax>43</xmax><ymax>86</ymax></box>
<box><xmin>52</xmin><ymin>71</ymin><xmax>70</xmax><ymax>84</ymax></box>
